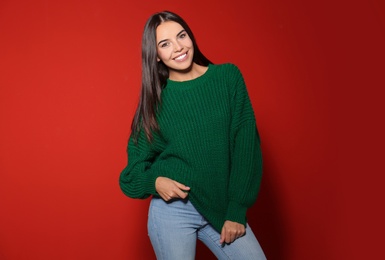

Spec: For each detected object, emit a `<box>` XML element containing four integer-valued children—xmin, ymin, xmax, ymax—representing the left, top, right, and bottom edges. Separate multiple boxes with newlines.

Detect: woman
<box><xmin>120</xmin><ymin>10</ymin><xmax>266</xmax><ymax>260</ymax></box>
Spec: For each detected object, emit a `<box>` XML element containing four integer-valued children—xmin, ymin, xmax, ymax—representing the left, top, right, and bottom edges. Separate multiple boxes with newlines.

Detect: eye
<box><xmin>160</xmin><ymin>41</ymin><xmax>170</xmax><ymax>48</ymax></box>
<box><xmin>179</xmin><ymin>33</ymin><xmax>187</xmax><ymax>39</ymax></box>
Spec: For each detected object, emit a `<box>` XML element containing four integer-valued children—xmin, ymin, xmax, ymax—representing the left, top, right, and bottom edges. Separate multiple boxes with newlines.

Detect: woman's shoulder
<box><xmin>212</xmin><ymin>62</ymin><xmax>238</xmax><ymax>69</ymax></box>
<box><xmin>211</xmin><ymin>63</ymin><xmax>241</xmax><ymax>75</ymax></box>
<box><xmin>209</xmin><ymin>63</ymin><xmax>243</xmax><ymax>83</ymax></box>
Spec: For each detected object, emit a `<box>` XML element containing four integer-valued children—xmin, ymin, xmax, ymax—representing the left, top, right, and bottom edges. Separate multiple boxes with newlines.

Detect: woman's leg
<box><xmin>147</xmin><ymin>197</ymin><xmax>200</xmax><ymax>260</ymax></box>
<box><xmin>198</xmin><ymin>222</ymin><xmax>266</xmax><ymax>260</ymax></box>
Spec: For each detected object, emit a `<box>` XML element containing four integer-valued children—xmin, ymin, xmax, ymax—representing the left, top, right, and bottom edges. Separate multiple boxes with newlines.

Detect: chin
<box><xmin>169</xmin><ymin>60</ymin><xmax>193</xmax><ymax>71</ymax></box>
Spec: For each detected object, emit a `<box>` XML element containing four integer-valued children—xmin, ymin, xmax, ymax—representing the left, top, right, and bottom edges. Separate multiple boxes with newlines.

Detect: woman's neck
<box><xmin>168</xmin><ymin>63</ymin><xmax>208</xmax><ymax>82</ymax></box>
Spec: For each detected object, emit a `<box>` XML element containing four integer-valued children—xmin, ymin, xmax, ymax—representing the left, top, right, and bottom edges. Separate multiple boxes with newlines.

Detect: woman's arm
<box><xmin>119</xmin><ymin>130</ymin><xmax>190</xmax><ymax>200</ymax></box>
<box><xmin>225</xmin><ymin>64</ymin><xmax>263</xmax><ymax>225</ymax></box>
<box><xmin>119</xmin><ymin>130</ymin><xmax>163</xmax><ymax>199</ymax></box>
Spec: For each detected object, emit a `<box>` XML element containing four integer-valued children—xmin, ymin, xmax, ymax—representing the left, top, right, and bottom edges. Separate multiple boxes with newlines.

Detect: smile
<box><xmin>174</xmin><ymin>52</ymin><xmax>188</xmax><ymax>61</ymax></box>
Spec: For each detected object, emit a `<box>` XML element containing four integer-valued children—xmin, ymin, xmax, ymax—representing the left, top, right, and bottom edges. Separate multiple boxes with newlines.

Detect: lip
<box><xmin>173</xmin><ymin>51</ymin><xmax>188</xmax><ymax>61</ymax></box>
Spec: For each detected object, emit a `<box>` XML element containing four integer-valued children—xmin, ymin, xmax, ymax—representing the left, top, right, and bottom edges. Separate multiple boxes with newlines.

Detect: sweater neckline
<box><xmin>165</xmin><ymin>64</ymin><xmax>214</xmax><ymax>90</ymax></box>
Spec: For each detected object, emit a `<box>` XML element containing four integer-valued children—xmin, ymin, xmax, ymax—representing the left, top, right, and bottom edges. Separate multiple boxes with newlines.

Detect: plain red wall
<box><xmin>1</xmin><ymin>0</ymin><xmax>384</xmax><ymax>259</ymax></box>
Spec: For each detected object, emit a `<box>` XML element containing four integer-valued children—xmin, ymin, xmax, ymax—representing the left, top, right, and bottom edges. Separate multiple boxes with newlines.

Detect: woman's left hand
<box><xmin>219</xmin><ymin>220</ymin><xmax>246</xmax><ymax>244</ymax></box>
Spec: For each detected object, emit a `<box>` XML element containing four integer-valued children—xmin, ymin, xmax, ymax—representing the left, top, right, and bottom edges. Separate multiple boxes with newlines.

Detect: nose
<box><xmin>173</xmin><ymin>41</ymin><xmax>183</xmax><ymax>52</ymax></box>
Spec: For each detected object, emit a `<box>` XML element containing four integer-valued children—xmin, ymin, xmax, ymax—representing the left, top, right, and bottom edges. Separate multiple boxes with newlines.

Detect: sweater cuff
<box><xmin>225</xmin><ymin>201</ymin><xmax>248</xmax><ymax>226</ymax></box>
<box><xmin>143</xmin><ymin>169</ymin><xmax>161</xmax><ymax>196</ymax></box>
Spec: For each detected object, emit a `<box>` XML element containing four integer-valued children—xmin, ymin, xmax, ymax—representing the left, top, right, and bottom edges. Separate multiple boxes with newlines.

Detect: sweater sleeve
<box><xmin>119</xmin><ymin>130</ymin><xmax>163</xmax><ymax>199</ymax></box>
<box><xmin>225</xmin><ymin>64</ymin><xmax>263</xmax><ymax>225</ymax></box>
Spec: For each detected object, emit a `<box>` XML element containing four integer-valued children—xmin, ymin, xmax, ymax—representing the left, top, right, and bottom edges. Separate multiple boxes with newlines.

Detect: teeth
<box><xmin>175</xmin><ymin>53</ymin><xmax>186</xmax><ymax>61</ymax></box>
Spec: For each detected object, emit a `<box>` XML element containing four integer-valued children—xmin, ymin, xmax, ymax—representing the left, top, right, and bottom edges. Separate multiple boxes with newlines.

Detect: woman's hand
<box><xmin>220</xmin><ymin>220</ymin><xmax>246</xmax><ymax>245</ymax></box>
<box><xmin>155</xmin><ymin>177</ymin><xmax>190</xmax><ymax>201</ymax></box>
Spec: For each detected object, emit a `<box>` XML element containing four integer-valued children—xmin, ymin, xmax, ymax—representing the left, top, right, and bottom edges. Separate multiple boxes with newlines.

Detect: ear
<box><xmin>157</xmin><ymin>57</ymin><xmax>160</xmax><ymax>62</ymax></box>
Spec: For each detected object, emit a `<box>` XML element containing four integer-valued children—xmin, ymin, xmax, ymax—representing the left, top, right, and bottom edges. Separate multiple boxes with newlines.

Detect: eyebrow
<box><xmin>157</xmin><ymin>29</ymin><xmax>186</xmax><ymax>46</ymax></box>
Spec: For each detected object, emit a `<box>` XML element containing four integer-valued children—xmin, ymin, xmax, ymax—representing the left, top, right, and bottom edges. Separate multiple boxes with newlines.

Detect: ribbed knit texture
<box><xmin>119</xmin><ymin>63</ymin><xmax>263</xmax><ymax>233</ymax></box>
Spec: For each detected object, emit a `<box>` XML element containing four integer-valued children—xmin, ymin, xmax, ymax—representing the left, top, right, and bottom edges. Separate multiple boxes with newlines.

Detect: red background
<box><xmin>1</xmin><ymin>0</ymin><xmax>384</xmax><ymax>259</ymax></box>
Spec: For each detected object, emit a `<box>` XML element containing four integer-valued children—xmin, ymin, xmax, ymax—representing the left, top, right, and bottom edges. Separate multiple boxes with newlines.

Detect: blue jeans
<box><xmin>148</xmin><ymin>197</ymin><xmax>266</xmax><ymax>260</ymax></box>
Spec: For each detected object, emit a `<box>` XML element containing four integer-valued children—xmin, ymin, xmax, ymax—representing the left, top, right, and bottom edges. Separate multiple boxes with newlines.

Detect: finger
<box><xmin>178</xmin><ymin>190</ymin><xmax>189</xmax><ymax>199</ymax></box>
<box><xmin>227</xmin><ymin>232</ymin><xmax>235</xmax><ymax>244</ymax></box>
<box><xmin>164</xmin><ymin>192</ymin><xmax>173</xmax><ymax>201</ymax></box>
<box><xmin>174</xmin><ymin>181</ymin><xmax>190</xmax><ymax>191</ymax></box>
<box><xmin>160</xmin><ymin>194</ymin><xmax>170</xmax><ymax>201</ymax></box>
<box><xmin>220</xmin><ymin>227</ymin><xmax>226</xmax><ymax>244</ymax></box>
<box><xmin>222</xmin><ymin>228</ymin><xmax>231</xmax><ymax>244</ymax></box>
<box><xmin>173</xmin><ymin>188</ymin><xmax>189</xmax><ymax>199</ymax></box>
<box><xmin>234</xmin><ymin>229</ymin><xmax>245</xmax><ymax>241</ymax></box>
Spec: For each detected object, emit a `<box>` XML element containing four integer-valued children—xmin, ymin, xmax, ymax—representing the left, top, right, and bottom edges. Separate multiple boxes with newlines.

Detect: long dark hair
<box><xmin>131</xmin><ymin>11</ymin><xmax>212</xmax><ymax>143</ymax></box>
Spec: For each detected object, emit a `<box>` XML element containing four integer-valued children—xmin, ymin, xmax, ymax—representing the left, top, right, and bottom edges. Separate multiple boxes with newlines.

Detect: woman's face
<box><xmin>156</xmin><ymin>21</ymin><xmax>194</xmax><ymax>73</ymax></box>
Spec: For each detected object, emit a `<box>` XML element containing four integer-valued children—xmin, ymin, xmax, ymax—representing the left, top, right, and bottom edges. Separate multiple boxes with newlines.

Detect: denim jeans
<box><xmin>148</xmin><ymin>197</ymin><xmax>266</xmax><ymax>260</ymax></box>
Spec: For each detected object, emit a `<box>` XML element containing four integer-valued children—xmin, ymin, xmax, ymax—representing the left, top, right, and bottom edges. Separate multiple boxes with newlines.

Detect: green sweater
<box><xmin>119</xmin><ymin>63</ymin><xmax>262</xmax><ymax>233</ymax></box>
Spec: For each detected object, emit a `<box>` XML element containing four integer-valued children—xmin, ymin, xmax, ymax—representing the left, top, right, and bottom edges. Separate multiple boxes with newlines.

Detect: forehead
<box><xmin>156</xmin><ymin>21</ymin><xmax>185</xmax><ymax>41</ymax></box>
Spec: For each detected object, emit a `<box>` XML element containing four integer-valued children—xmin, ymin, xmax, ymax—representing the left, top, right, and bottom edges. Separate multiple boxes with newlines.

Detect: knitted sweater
<box><xmin>119</xmin><ymin>63</ymin><xmax>263</xmax><ymax>233</ymax></box>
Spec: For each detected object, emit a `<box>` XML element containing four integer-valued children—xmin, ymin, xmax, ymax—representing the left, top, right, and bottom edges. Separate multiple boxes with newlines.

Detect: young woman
<box><xmin>120</xmin><ymin>11</ymin><xmax>266</xmax><ymax>260</ymax></box>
